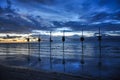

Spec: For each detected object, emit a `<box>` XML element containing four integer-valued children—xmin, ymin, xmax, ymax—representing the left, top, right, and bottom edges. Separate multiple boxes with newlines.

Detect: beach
<box><xmin>0</xmin><ymin>61</ymin><xmax>94</xmax><ymax>80</ymax></box>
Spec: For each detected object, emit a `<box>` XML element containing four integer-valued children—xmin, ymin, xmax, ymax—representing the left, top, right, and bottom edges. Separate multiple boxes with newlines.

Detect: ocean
<box><xmin>0</xmin><ymin>36</ymin><xmax>120</xmax><ymax>80</ymax></box>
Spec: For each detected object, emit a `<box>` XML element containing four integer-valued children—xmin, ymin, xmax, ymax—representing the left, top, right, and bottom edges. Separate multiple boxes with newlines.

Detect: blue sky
<box><xmin>0</xmin><ymin>0</ymin><xmax>120</xmax><ymax>36</ymax></box>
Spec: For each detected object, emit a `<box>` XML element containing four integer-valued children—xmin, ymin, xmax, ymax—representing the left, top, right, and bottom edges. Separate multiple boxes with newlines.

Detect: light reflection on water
<box><xmin>0</xmin><ymin>40</ymin><xmax>120</xmax><ymax>80</ymax></box>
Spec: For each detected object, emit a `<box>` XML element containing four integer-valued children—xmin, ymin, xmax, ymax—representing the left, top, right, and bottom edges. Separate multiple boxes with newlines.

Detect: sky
<box><xmin>0</xmin><ymin>0</ymin><xmax>120</xmax><ymax>36</ymax></box>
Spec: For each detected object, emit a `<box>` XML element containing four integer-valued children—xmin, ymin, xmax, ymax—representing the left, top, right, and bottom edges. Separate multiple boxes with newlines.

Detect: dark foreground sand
<box><xmin>0</xmin><ymin>64</ymin><xmax>95</xmax><ymax>80</ymax></box>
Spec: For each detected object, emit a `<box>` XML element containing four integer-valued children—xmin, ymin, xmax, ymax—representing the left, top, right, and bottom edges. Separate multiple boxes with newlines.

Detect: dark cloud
<box><xmin>52</xmin><ymin>21</ymin><xmax>120</xmax><ymax>31</ymax></box>
<box><xmin>0</xmin><ymin>0</ymin><xmax>120</xmax><ymax>34</ymax></box>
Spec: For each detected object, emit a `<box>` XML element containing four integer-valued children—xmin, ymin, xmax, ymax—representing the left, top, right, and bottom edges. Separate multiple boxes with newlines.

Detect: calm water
<box><xmin>0</xmin><ymin>37</ymin><xmax>120</xmax><ymax>80</ymax></box>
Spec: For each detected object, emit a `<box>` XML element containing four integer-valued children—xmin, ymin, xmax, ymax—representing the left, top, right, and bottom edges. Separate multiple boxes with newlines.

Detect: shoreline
<box><xmin>0</xmin><ymin>64</ymin><xmax>94</xmax><ymax>80</ymax></box>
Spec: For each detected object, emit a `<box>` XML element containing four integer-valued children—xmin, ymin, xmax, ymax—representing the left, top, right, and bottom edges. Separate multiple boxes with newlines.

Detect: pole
<box><xmin>38</xmin><ymin>35</ymin><xmax>41</xmax><ymax>61</ymax></box>
<box><xmin>98</xmin><ymin>27</ymin><xmax>102</xmax><ymax>66</ymax></box>
<box><xmin>50</xmin><ymin>31</ymin><xmax>52</xmax><ymax>60</ymax></box>
<box><xmin>50</xmin><ymin>31</ymin><xmax>53</xmax><ymax>70</ymax></box>
<box><xmin>97</xmin><ymin>27</ymin><xmax>102</xmax><ymax>80</ymax></box>
<box><xmin>27</xmin><ymin>37</ymin><xmax>30</xmax><ymax>62</ymax></box>
<box><xmin>80</xmin><ymin>29</ymin><xmax>85</xmax><ymax>64</ymax></box>
<box><xmin>62</xmin><ymin>31</ymin><xmax>65</xmax><ymax>64</ymax></box>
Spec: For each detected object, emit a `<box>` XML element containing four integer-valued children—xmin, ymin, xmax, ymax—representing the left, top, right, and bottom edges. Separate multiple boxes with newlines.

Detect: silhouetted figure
<box><xmin>62</xmin><ymin>31</ymin><xmax>65</xmax><ymax>65</ymax></box>
<box><xmin>27</xmin><ymin>37</ymin><xmax>30</xmax><ymax>62</ymax></box>
<box><xmin>38</xmin><ymin>35</ymin><xmax>41</xmax><ymax>61</ymax></box>
<box><xmin>80</xmin><ymin>29</ymin><xmax>85</xmax><ymax>64</ymax></box>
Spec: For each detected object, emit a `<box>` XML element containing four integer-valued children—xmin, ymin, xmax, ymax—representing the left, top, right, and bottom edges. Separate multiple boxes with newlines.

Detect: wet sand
<box><xmin>0</xmin><ymin>63</ymin><xmax>94</xmax><ymax>80</ymax></box>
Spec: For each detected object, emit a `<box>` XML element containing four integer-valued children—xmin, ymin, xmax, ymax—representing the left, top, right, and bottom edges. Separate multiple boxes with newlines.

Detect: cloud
<box><xmin>0</xmin><ymin>0</ymin><xmax>120</xmax><ymax>35</ymax></box>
